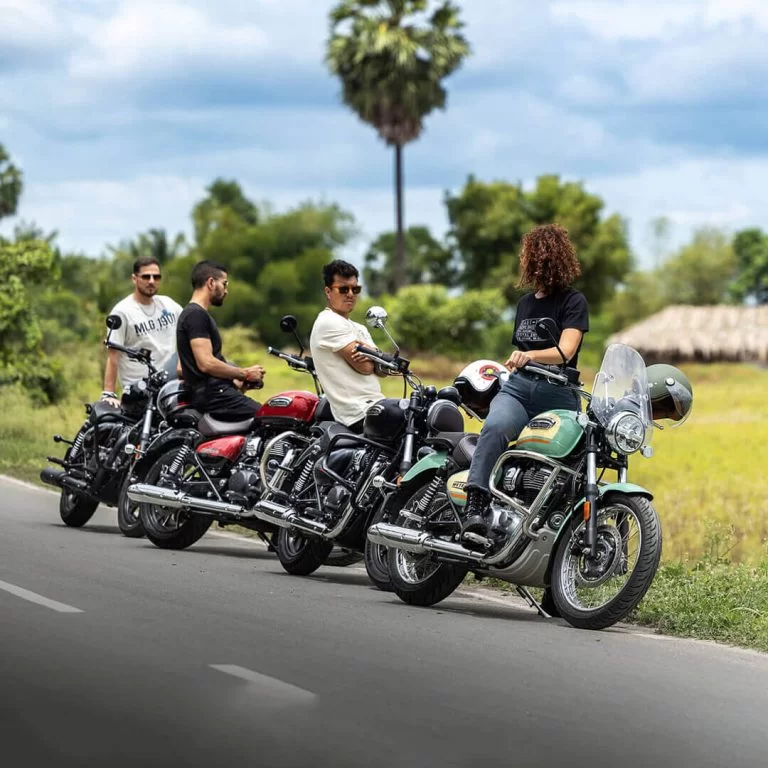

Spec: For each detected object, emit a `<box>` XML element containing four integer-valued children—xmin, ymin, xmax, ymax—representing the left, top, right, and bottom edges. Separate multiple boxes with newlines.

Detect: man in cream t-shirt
<box><xmin>309</xmin><ymin>259</ymin><xmax>385</xmax><ymax>431</ymax></box>
<box><xmin>101</xmin><ymin>256</ymin><xmax>183</xmax><ymax>407</ymax></box>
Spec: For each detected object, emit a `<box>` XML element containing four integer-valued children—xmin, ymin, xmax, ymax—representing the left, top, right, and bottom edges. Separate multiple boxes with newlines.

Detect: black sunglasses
<box><xmin>137</xmin><ymin>273</ymin><xmax>162</xmax><ymax>281</ymax></box>
<box><xmin>332</xmin><ymin>285</ymin><xmax>362</xmax><ymax>295</ymax></box>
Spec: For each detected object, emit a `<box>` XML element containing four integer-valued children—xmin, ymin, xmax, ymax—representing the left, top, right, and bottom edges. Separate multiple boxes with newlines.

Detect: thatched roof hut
<box><xmin>607</xmin><ymin>305</ymin><xmax>768</xmax><ymax>364</ymax></box>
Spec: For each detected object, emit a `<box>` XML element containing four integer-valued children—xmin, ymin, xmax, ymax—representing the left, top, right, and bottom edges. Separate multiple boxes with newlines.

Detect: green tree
<box><xmin>193</xmin><ymin>178</ymin><xmax>259</xmax><ymax>248</ymax></box>
<box><xmin>659</xmin><ymin>227</ymin><xmax>736</xmax><ymax>306</ymax></box>
<box><xmin>0</xmin><ymin>143</ymin><xmax>23</xmax><ymax>219</ymax></box>
<box><xmin>363</xmin><ymin>225</ymin><xmax>457</xmax><ymax>296</ymax></box>
<box><xmin>445</xmin><ymin>174</ymin><xmax>633</xmax><ymax>310</ymax></box>
<box><xmin>730</xmin><ymin>228</ymin><xmax>768</xmax><ymax>305</ymax></box>
<box><xmin>326</xmin><ymin>0</ymin><xmax>470</xmax><ymax>290</ymax></box>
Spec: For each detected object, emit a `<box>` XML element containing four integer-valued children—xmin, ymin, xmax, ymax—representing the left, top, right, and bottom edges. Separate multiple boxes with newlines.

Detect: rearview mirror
<box><xmin>365</xmin><ymin>306</ymin><xmax>388</xmax><ymax>329</ymax></box>
<box><xmin>535</xmin><ymin>318</ymin><xmax>559</xmax><ymax>343</ymax></box>
<box><xmin>106</xmin><ymin>314</ymin><xmax>122</xmax><ymax>330</ymax></box>
<box><xmin>279</xmin><ymin>315</ymin><xmax>298</xmax><ymax>333</ymax></box>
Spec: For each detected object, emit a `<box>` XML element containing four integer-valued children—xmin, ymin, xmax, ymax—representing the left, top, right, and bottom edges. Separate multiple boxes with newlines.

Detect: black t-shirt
<box><xmin>513</xmin><ymin>289</ymin><xmax>589</xmax><ymax>369</ymax></box>
<box><xmin>176</xmin><ymin>303</ymin><xmax>226</xmax><ymax>390</ymax></box>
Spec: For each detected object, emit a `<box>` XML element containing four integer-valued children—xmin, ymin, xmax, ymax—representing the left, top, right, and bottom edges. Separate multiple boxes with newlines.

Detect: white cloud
<box><xmin>0</xmin><ymin>0</ymin><xmax>61</xmax><ymax>47</ymax></box>
<box><xmin>69</xmin><ymin>1</ymin><xmax>269</xmax><ymax>79</ymax></box>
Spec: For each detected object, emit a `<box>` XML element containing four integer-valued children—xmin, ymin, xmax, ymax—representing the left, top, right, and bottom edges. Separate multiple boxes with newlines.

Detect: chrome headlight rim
<box><xmin>605</xmin><ymin>411</ymin><xmax>646</xmax><ymax>455</ymax></box>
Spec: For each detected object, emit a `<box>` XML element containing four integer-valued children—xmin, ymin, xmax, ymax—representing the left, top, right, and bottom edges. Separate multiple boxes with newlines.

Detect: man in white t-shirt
<box><xmin>309</xmin><ymin>260</ymin><xmax>386</xmax><ymax>431</ymax></box>
<box><xmin>101</xmin><ymin>257</ymin><xmax>183</xmax><ymax>407</ymax></box>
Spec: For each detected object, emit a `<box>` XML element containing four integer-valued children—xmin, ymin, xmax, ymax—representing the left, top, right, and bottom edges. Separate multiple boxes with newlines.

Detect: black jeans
<box><xmin>466</xmin><ymin>371</ymin><xmax>580</xmax><ymax>494</ymax></box>
<box><xmin>196</xmin><ymin>380</ymin><xmax>260</xmax><ymax>421</ymax></box>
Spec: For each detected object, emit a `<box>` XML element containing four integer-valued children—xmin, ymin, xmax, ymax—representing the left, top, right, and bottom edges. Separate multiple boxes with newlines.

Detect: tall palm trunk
<box><xmin>394</xmin><ymin>142</ymin><xmax>405</xmax><ymax>290</ymax></box>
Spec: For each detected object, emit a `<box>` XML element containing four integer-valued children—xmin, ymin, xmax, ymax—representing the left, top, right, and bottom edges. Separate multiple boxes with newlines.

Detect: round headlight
<box><xmin>606</xmin><ymin>412</ymin><xmax>646</xmax><ymax>455</ymax></box>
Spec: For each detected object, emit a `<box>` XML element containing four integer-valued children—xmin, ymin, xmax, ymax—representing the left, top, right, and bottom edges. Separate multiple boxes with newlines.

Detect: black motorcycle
<box><xmin>40</xmin><ymin>314</ymin><xmax>183</xmax><ymax>530</ymax></box>
<box><xmin>249</xmin><ymin>306</ymin><xmax>467</xmax><ymax>590</ymax></box>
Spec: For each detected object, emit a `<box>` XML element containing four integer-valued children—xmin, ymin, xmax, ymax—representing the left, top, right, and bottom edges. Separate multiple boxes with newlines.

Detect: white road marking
<box><xmin>0</xmin><ymin>579</ymin><xmax>83</xmax><ymax>613</ymax></box>
<box><xmin>210</xmin><ymin>665</ymin><xmax>317</xmax><ymax>703</ymax></box>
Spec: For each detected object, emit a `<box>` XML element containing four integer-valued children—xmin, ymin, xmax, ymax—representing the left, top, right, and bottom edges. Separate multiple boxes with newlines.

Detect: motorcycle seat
<box><xmin>197</xmin><ymin>413</ymin><xmax>255</xmax><ymax>437</ymax></box>
<box><xmin>88</xmin><ymin>401</ymin><xmax>136</xmax><ymax>426</ymax></box>
<box><xmin>427</xmin><ymin>432</ymin><xmax>478</xmax><ymax>469</ymax></box>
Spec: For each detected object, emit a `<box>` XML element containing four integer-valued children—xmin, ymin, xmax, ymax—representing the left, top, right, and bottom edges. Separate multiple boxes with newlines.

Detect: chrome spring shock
<box><xmin>414</xmin><ymin>475</ymin><xmax>444</xmax><ymax>514</ymax></box>
<box><xmin>166</xmin><ymin>445</ymin><xmax>191</xmax><ymax>478</ymax></box>
<box><xmin>70</xmin><ymin>430</ymin><xmax>85</xmax><ymax>458</ymax></box>
<box><xmin>293</xmin><ymin>457</ymin><xmax>315</xmax><ymax>496</ymax></box>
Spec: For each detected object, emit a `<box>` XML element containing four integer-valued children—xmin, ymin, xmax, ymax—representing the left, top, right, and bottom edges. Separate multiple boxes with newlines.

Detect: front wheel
<box><xmin>551</xmin><ymin>493</ymin><xmax>661</xmax><ymax>630</ymax></box>
<box><xmin>117</xmin><ymin>473</ymin><xmax>145</xmax><ymax>538</ymax></box>
<box><xmin>276</xmin><ymin>528</ymin><xmax>332</xmax><ymax>576</ymax></box>
<box><xmin>386</xmin><ymin>476</ymin><xmax>468</xmax><ymax>607</ymax></box>
<box><xmin>139</xmin><ymin>448</ymin><xmax>212</xmax><ymax>550</ymax></box>
<box><xmin>363</xmin><ymin>506</ymin><xmax>393</xmax><ymax>592</ymax></box>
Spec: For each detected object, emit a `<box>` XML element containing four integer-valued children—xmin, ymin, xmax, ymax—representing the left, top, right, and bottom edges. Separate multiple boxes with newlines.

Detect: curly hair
<box><xmin>518</xmin><ymin>223</ymin><xmax>581</xmax><ymax>294</ymax></box>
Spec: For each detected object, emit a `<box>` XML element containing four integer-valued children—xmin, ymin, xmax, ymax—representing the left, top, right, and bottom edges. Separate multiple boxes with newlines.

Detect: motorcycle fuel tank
<box><xmin>256</xmin><ymin>390</ymin><xmax>319</xmax><ymax>422</ymax></box>
<box><xmin>446</xmin><ymin>470</ymin><xmax>468</xmax><ymax>507</ymax></box>
<box><xmin>514</xmin><ymin>409</ymin><xmax>584</xmax><ymax>458</ymax></box>
<box><xmin>196</xmin><ymin>435</ymin><xmax>246</xmax><ymax>461</ymax></box>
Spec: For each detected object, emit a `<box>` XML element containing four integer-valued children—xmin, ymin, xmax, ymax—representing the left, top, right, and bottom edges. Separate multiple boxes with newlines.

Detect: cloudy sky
<box><xmin>2</xmin><ymin>0</ymin><xmax>768</xmax><ymax>268</ymax></box>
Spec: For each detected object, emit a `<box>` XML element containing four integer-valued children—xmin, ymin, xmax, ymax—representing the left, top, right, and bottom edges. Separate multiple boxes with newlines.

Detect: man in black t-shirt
<box><xmin>177</xmin><ymin>260</ymin><xmax>265</xmax><ymax>421</ymax></box>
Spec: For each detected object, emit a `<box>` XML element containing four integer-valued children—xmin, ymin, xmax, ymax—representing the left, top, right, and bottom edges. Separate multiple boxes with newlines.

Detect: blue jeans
<box><xmin>467</xmin><ymin>371</ymin><xmax>581</xmax><ymax>493</ymax></box>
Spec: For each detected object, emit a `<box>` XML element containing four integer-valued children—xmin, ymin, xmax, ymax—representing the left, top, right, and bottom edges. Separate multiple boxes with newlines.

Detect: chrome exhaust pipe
<box><xmin>367</xmin><ymin>523</ymin><xmax>485</xmax><ymax>561</ymax></box>
<box><xmin>253</xmin><ymin>499</ymin><xmax>330</xmax><ymax>536</ymax></box>
<box><xmin>126</xmin><ymin>483</ymin><xmax>245</xmax><ymax>517</ymax></box>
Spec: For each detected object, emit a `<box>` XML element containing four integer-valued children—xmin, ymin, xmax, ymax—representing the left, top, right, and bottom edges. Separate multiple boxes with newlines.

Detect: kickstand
<box><xmin>257</xmin><ymin>532</ymin><xmax>276</xmax><ymax>553</ymax></box>
<box><xmin>515</xmin><ymin>586</ymin><xmax>552</xmax><ymax>619</ymax></box>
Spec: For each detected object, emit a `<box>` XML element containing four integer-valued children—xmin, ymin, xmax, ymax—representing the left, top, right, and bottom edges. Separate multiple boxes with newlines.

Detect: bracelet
<box><xmin>101</xmin><ymin>391</ymin><xmax>117</xmax><ymax>399</ymax></box>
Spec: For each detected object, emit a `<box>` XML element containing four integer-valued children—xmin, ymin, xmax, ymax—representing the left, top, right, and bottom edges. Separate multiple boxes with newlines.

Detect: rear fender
<box><xmin>131</xmin><ymin>428</ymin><xmax>201</xmax><ymax>479</ymax></box>
<box><xmin>400</xmin><ymin>450</ymin><xmax>448</xmax><ymax>484</ymax></box>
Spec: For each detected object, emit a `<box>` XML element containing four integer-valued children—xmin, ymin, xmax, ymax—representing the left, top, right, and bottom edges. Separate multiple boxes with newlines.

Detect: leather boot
<box><xmin>461</xmin><ymin>487</ymin><xmax>491</xmax><ymax>539</ymax></box>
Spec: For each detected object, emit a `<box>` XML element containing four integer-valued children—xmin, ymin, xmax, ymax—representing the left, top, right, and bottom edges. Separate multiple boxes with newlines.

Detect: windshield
<box><xmin>591</xmin><ymin>344</ymin><xmax>653</xmax><ymax>442</ymax></box>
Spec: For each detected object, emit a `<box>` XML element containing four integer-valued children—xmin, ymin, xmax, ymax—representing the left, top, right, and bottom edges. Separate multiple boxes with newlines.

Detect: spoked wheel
<box><xmin>551</xmin><ymin>493</ymin><xmax>661</xmax><ymax>630</ymax></box>
<box><xmin>117</xmin><ymin>473</ymin><xmax>145</xmax><ymax>538</ymax></box>
<box><xmin>139</xmin><ymin>448</ymin><xmax>212</xmax><ymax>550</ymax></box>
<box><xmin>387</xmin><ymin>478</ymin><xmax>468</xmax><ymax>607</ymax></box>
<box><xmin>276</xmin><ymin>528</ymin><xmax>333</xmax><ymax>576</ymax></box>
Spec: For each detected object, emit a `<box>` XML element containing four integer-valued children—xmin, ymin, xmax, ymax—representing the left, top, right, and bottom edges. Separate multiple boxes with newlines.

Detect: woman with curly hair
<box><xmin>462</xmin><ymin>223</ymin><xmax>589</xmax><ymax>542</ymax></box>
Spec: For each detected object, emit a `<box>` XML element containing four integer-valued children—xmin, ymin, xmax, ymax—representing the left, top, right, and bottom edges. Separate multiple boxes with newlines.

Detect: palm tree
<box><xmin>326</xmin><ymin>0</ymin><xmax>470</xmax><ymax>290</ymax></box>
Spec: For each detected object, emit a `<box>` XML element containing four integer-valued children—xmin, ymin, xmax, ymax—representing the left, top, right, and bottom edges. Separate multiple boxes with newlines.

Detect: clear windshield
<box><xmin>591</xmin><ymin>344</ymin><xmax>653</xmax><ymax>442</ymax></box>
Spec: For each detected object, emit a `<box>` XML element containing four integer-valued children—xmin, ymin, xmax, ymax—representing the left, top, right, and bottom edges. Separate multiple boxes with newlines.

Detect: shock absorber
<box><xmin>293</xmin><ymin>457</ymin><xmax>315</xmax><ymax>496</ymax></box>
<box><xmin>414</xmin><ymin>475</ymin><xmax>443</xmax><ymax>514</ymax></box>
<box><xmin>70</xmin><ymin>430</ymin><xmax>85</xmax><ymax>458</ymax></box>
<box><xmin>166</xmin><ymin>445</ymin><xmax>191</xmax><ymax>478</ymax></box>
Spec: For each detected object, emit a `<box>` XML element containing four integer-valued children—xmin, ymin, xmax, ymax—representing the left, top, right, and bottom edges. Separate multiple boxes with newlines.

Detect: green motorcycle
<box><xmin>368</xmin><ymin>328</ymin><xmax>693</xmax><ymax>630</ymax></box>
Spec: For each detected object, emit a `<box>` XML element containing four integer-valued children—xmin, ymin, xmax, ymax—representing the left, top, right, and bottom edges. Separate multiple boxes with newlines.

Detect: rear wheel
<box><xmin>139</xmin><ymin>448</ymin><xmax>212</xmax><ymax>550</ymax></box>
<box><xmin>551</xmin><ymin>493</ymin><xmax>661</xmax><ymax>630</ymax></box>
<box><xmin>117</xmin><ymin>472</ymin><xmax>145</xmax><ymax>538</ymax></box>
<box><xmin>386</xmin><ymin>476</ymin><xmax>468</xmax><ymax>607</ymax></box>
<box><xmin>275</xmin><ymin>528</ymin><xmax>332</xmax><ymax>576</ymax></box>
<box><xmin>58</xmin><ymin>428</ymin><xmax>99</xmax><ymax>527</ymax></box>
<box><xmin>59</xmin><ymin>489</ymin><xmax>99</xmax><ymax>527</ymax></box>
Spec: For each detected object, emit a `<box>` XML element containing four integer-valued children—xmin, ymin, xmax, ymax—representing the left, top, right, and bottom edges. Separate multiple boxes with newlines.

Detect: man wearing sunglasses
<box><xmin>102</xmin><ymin>257</ymin><xmax>183</xmax><ymax>408</ymax></box>
<box><xmin>309</xmin><ymin>259</ymin><xmax>385</xmax><ymax>432</ymax></box>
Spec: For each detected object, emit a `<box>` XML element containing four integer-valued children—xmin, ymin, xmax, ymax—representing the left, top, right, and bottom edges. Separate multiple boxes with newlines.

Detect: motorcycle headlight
<box><xmin>605</xmin><ymin>412</ymin><xmax>646</xmax><ymax>455</ymax></box>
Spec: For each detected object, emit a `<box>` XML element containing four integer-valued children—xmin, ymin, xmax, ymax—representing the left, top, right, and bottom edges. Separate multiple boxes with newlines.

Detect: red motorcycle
<box><xmin>127</xmin><ymin>315</ymin><xmax>333</xmax><ymax>551</ymax></box>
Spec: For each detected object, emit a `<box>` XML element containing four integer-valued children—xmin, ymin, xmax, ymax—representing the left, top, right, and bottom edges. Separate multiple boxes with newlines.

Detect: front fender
<box><xmin>401</xmin><ymin>450</ymin><xmax>448</xmax><ymax>484</ymax></box>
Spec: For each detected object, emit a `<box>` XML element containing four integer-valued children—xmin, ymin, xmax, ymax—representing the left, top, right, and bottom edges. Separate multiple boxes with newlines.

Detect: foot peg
<box><xmin>462</xmin><ymin>531</ymin><xmax>493</xmax><ymax>550</ymax></box>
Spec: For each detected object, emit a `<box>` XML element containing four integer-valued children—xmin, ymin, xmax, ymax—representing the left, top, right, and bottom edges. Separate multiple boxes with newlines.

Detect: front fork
<box><xmin>583</xmin><ymin>425</ymin><xmax>599</xmax><ymax>558</ymax></box>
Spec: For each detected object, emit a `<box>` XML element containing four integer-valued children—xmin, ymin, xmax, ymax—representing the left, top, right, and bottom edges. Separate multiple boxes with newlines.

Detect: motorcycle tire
<box><xmin>385</xmin><ymin>473</ymin><xmax>468</xmax><ymax>607</ymax></box>
<box><xmin>325</xmin><ymin>548</ymin><xmax>364</xmax><ymax>568</ymax></box>
<box><xmin>59</xmin><ymin>489</ymin><xmax>99</xmax><ymax>528</ymax></box>
<box><xmin>139</xmin><ymin>448</ymin><xmax>212</xmax><ymax>550</ymax></box>
<box><xmin>58</xmin><ymin>429</ymin><xmax>99</xmax><ymax>527</ymax></box>
<box><xmin>550</xmin><ymin>493</ymin><xmax>661</xmax><ymax>631</ymax></box>
<box><xmin>116</xmin><ymin>473</ymin><xmax>145</xmax><ymax>538</ymax></box>
<box><xmin>275</xmin><ymin>528</ymin><xmax>332</xmax><ymax>576</ymax></box>
<box><xmin>363</xmin><ymin>506</ymin><xmax>393</xmax><ymax>592</ymax></box>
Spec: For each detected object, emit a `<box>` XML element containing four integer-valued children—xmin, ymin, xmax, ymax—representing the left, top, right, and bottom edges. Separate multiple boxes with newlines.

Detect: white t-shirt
<box><xmin>108</xmin><ymin>294</ymin><xmax>183</xmax><ymax>389</ymax></box>
<box><xmin>309</xmin><ymin>308</ymin><xmax>384</xmax><ymax>426</ymax></box>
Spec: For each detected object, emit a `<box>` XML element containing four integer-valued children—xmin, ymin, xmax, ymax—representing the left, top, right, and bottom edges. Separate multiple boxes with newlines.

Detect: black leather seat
<box><xmin>197</xmin><ymin>413</ymin><xmax>255</xmax><ymax>437</ymax></box>
<box><xmin>88</xmin><ymin>401</ymin><xmax>136</xmax><ymax>426</ymax></box>
<box><xmin>427</xmin><ymin>432</ymin><xmax>478</xmax><ymax>469</ymax></box>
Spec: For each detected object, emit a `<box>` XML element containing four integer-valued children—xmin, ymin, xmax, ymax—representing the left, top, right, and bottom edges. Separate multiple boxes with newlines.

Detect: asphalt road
<box><xmin>2</xmin><ymin>475</ymin><xmax>768</xmax><ymax>768</ymax></box>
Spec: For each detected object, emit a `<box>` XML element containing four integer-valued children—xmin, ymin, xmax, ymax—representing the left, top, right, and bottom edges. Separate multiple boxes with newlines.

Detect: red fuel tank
<box><xmin>256</xmin><ymin>390</ymin><xmax>319</xmax><ymax>422</ymax></box>
<box><xmin>196</xmin><ymin>435</ymin><xmax>246</xmax><ymax>461</ymax></box>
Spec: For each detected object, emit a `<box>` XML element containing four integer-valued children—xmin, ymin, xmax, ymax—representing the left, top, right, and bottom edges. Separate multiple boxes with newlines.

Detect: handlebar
<box><xmin>355</xmin><ymin>344</ymin><xmax>410</xmax><ymax>374</ymax></box>
<box><xmin>268</xmin><ymin>346</ymin><xmax>313</xmax><ymax>373</ymax></box>
<box><xmin>521</xmin><ymin>361</ymin><xmax>580</xmax><ymax>386</ymax></box>
<box><xmin>105</xmin><ymin>339</ymin><xmax>157</xmax><ymax>373</ymax></box>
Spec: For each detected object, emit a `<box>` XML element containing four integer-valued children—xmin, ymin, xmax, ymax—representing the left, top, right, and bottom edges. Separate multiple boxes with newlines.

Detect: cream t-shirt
<box><xmin>108</xmin><ymin>294</ymin><xmax>183</xmax><ymax>389</ymax></box>
<box><xmin>309</xmin><ymin>308</ymin><xmax>384</xmax><ymax>426</ymax></box>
